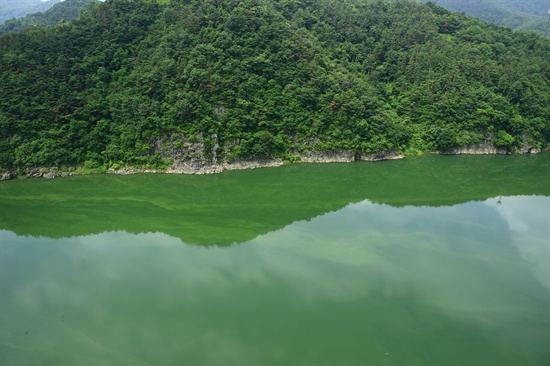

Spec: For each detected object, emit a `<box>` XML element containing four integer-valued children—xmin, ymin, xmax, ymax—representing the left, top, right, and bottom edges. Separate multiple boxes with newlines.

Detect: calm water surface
<box><xmin>1</xmin><ymin>155</ymin><xmax>549</xmax><ymax>365</ymax></box>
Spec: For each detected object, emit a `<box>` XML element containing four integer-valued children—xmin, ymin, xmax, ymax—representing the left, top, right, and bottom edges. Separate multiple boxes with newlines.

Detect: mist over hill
<box><xmin>0</xmin><ymin>0</ymin><xmax>62</xmax><ymax>24</ymax></box>
<box><xmin>493</xmin><ymin>0</ymin><xmax>549</xmax><ymax>17</ymax></box>
<box><xmin>419</xmin><ymin>0</ymin><xmax>549</xmax><ymax>35</ymax></box>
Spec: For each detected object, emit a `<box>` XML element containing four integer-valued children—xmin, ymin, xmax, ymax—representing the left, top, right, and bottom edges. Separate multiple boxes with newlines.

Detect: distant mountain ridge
<box><xmin>0</xmin><ymin>0</ymin><xmax>97</xmax><ymax>35</ymax></box>
<box><xmin>0</xmin><ymin>0</ymin><xmax>62</xmax><ymax>24</ymax></box>
<box><xmin>493</xmin><ymin>0</ymin><xmax>549</xmax><ymax>17</ymax></box>
<box><xmin>419</xmin><ymin>0</ymin><xmax>549</xmax><ymax>35</ymax></box>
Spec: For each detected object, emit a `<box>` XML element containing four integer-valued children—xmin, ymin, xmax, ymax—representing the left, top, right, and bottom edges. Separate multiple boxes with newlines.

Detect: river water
<box><xmin>1</xmin><ymin>154</ymin><xmax>549</xmax><ymax>365</ymax></box>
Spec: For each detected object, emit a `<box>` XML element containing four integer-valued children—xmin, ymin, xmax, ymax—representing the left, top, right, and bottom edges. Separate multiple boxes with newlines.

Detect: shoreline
<box><xmin>0</xmin><ymin>145</ymin><xmax>543</xmax><ymax>181</ymax></box>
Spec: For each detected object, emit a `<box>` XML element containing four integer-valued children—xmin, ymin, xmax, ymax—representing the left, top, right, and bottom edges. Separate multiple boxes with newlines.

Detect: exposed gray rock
<box><xmin>223</xmin><ymin>158</ymin><xmax>283</xmax><ymax>171</ymax></box>
<box><xmin>108</xmin><ymin>167</ymin><xmax>138</xmax><ymax>175</ymax></box>
<box><xmin>440</xmin><ymin>143</ymin><xmax>508</xmax><ymax>155</ymax></box>
<box><xmin>43</xmin><ymin>172</ymin><xmax>58</xmax><ymax>179</ymax></box>
<box><xmin>299</xmin><ymin>150</ymin><xmax>355</xmax><ymax>163</ymax></box>
<box><xmin>211</xmin><ymin>134</ymin><xmax>219</xmax><ymax>164</ymax></box>
<box><xmin>360</xmin><ymin>150</ymin><xmax>404</xmax><ymax>161</ymax></box>
<box><xmin>0</xmin><ymin>172</ymin><xmax>12</xmax><ymax>181</ymax></box>
<box><xmin>519</xmin><ymin>140</ymin><xmax>541</xmax><ymax>154</ymax></box>
<box><xmin>168</xmin><ymin>160</ymin><xmax>224</xmax><ymax>174</ymax></box>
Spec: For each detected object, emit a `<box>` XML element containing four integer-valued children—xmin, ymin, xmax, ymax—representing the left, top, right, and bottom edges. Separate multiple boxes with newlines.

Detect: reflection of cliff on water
<box><xmin>0</xmin><ymin>154</ymin><xmax>548</xmax><ymax>245</ymax></box>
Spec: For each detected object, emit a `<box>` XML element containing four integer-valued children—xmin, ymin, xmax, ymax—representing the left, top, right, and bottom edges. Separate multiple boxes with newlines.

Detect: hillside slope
<box><xmin>1</xmin><ymin>0</ymin><xmax>549</xmax><ymax>174</ymax></box>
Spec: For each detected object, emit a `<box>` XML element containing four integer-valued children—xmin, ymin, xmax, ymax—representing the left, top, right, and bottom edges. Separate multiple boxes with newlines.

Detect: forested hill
<box><xmin>1</xmin><ymin>0</ymin><xmax>549</xmax><ymax>174</ymax></box>
<box><xmin>0</xmin><ymin>0</ymin><xmax>62</xmax><ymax>24</ymax></box>
<box><xmin>0</xmin><ymin>0</ymin><xmax>98</xmax><ymax>36</ymax></box>
<box><xmin>418</xmin><ymin>0</ymin><xmax>550</xmax><ymax>35</ymax></box>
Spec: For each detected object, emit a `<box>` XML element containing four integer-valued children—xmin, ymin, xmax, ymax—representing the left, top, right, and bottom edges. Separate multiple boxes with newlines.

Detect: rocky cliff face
<box><xmin>441</xmin><ymin>144</ymin><xmax>509</xmax><ymax>155</ymax></box>
<box><xmin>439</xmin><ymin>141</ymin><xmax>542</xmax><ymax>155</ymax></box>
<box><xmin>297</xmin><ymin>150</ymin><xmax>405</xmax><ymax>163</ymax></box>
<box><xmin>1</xmin><ymin>140</ymin><xmax>543</xmax><ymax>180</ymax></box>
<box><xmin>360</xmin><ymin>150</ymin><xmax>404</xmax><ymax>161</ymax></box>
<box><xmin>298</xmin><ymin>150</ymin><xmax>356</xmax><ymax>163</ymax></box>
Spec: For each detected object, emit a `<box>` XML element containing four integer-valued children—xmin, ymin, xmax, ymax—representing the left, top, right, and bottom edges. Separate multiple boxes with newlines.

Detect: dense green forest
<box><xmin>1</xmin><ymin>0</ymin><xmax>549</xmax><ymax>174</ymax></box>
<box><xmin>0</xmin><ymin>0</ymin><xmax>98</xmax><ymax>35</ymax></box>
<box><xmin>0</xmin><ymin>0</ymin><xmax>62</xmax><ymax>24</ymax></box>
<box><xmin>419</xmin><ymin>0</ymin><xmax>550</xmax><ymax>35</ymax></box>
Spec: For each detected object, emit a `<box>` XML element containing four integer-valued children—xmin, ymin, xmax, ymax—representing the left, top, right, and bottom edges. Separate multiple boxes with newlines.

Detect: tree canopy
<box><xmin>1</xmin><ymin>0</ymin><xmax>549</xmax><ymax>172</ymax></box>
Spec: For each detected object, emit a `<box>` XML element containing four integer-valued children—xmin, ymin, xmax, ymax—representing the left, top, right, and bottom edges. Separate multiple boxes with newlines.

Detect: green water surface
<box><xmin>0</xmin><ymin>154</ymin><xmax>549</xmax><ymax>365</ymax></box>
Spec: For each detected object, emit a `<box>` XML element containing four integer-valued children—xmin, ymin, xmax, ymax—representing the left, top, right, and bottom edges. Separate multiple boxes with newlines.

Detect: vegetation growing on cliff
<box><xmin>1</xmin><ymin>0</ymin><xmax>549</xmax><ymax>172</ymax></box>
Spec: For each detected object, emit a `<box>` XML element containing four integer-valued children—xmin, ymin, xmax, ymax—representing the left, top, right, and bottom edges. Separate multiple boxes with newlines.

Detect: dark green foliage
<box><xmin>1</xmin><ymin>0</ymin><xmax>549</xmax><ymax>171</ymax></box>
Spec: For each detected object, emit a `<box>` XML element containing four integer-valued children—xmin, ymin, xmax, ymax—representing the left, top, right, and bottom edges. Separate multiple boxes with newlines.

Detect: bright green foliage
<box><xmin>0</xmin><ymin>0</ymin><xmax>549</xmax><ymax>170</ymax></box>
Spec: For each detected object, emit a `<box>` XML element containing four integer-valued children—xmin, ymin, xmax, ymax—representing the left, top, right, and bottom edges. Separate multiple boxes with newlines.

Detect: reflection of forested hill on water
<box><xmin>1</xmin><ymin>154</ymin><xmax>548</xmax><ymax>246</ymax></box>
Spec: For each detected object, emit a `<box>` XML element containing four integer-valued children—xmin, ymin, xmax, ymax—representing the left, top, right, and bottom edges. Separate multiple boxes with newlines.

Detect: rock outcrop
<box><xmin>1</xmin><ymin>172</ymin><xmax>13</xmax><ymax>181</ymax></box>
<box><xmin>360</xmin><ymin>150</ymin><xmax>404</xmax><ymax>161</ymax></box>
<box><xmin>298</xmin><ymin>150</ymin><xmax>355</xmax><ymax>163</ymax></box>
<box><xmin>223</xmin><ymin>158</ymin><xmax>283</xmax><ymax>171</ymax></box>
<box><xmin>440</xmin><ymin>143</ymin><xmax>508</xmax><ymax>155</ymax></box>
<box><xmin>519</xmin><ymin>139</ymin><xmax>542</xmax><ymax>154</ymax></box>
